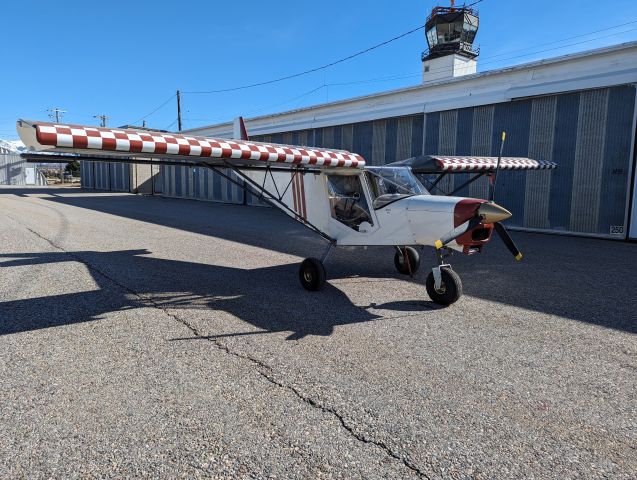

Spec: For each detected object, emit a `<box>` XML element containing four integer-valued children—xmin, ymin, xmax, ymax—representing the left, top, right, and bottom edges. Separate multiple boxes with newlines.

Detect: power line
<box><xmin>474</xmin><ymin>27</ymin><xmax>637</xmax><ymax>70</ymax></box>
<box><xmin>135</xmin><ymin>9</ymin><xmax>636</xmax><ymax>128</ymax></box>
<box><xmin>481</xmin><ymin>19</ymin><xmax>637</xmax><ymax>61</ymax></box>
<box><xmin>183</xmin><ymin>24</ymin><xmax>426</xmax><ymax>94</ymax></box>
<box><xmin>352</xmin><ymin>22</ymin><xmax>637</xmax><ymax>84</ymax></box>
<box><xmin>129</xmin><ymin>93</ymin><xmax>176</xmax><ymax>125</ymax></box>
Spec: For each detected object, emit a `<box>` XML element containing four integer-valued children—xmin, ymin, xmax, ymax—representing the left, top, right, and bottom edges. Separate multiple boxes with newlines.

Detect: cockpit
<box><xmin>365</xmin><ymin>167</ymin><xmax>430</xmax><ymax>209</ymax></box>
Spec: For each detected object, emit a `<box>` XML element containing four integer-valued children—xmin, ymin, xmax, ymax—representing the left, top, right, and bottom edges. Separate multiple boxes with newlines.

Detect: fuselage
<box><xmin>279</xmin><ymin>165</ymin><xmax>499</xmax><ymax>252</ymax></box>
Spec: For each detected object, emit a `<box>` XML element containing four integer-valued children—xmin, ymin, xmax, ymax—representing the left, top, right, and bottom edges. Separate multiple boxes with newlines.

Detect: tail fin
<box><xmin>233</xmin><ymin>116</ymin><xmax>249</xmax><ymax>140</ymax></box>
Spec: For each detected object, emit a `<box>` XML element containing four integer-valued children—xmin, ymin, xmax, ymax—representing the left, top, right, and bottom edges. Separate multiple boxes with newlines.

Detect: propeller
<box><xmin>489</xmin><ymin>131</ymin><xmax>506</xmax><ymax>203</ymax></box>
<box><xmin>434</xmin><ymin>131</ymin><xmax>523</xmax><ymax>261</ymax></box>
<box><xmin>434</xmin><ymin>202</ymin><xmax>523</xmax><ymax>262</ymax></box>
<box><xmin>493</xmin><ymin>222</ymin><xmax>523</xmax><ymax>261</ymax></box>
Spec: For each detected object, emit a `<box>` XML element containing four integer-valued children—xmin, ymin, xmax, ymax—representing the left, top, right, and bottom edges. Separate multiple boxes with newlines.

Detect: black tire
<box><xmin>425</xmin><ymin>267</ymin><xmax>462</xmax><ymax>305</ymax></box>
<box><xmin>299</xmin><ymin>258</ymin><xmax>326</xmax><ymax>291</ymax></box>
<box><xmin>394</xmin><ymin>246</ymin><xmax>420</xmax><ymax>275</ymax></box>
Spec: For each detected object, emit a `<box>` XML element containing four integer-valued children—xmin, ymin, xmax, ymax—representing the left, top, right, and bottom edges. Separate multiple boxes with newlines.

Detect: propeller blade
<box><xmin>435</xmin><ymin>217</ymin><xmax>482</xmax><ymax>249</ymax></box>
<box><xmin>490</xmin><ymin>131</ymin><xmax>506</xmax><ymax>202</ymax></box>
<box><xmin>494</xmin><ymin>222</ymin><xmax>523</xmax><ymax>261</ymax></box>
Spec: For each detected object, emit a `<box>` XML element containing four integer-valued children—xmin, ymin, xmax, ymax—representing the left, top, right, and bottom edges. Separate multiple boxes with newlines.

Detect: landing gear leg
<box><xmin>394</xmin><ymin>246</ymin><xmax>420</xmax><ymax>276</ymax></box>
<box><xmin>425</xmin><ymin>248</ymin><xmax>463</xmax><ymax>305</ymax></box>
<box><xmin>298</xmin><ymin>243</ymin><xmax>333</xmax><ymax>291</ymax></box>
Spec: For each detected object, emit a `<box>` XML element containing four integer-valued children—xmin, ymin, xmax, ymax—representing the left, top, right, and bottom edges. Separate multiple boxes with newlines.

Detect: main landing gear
<box><xmin>298</xmin><ymin>244</ymin><xmax>463</xmax><ymax>306</ymax></box>
<box><xmin>394</xmin><ymin>246</ymin><xmax>420</xmax><ymax>275</ymax></box>
<box><xmin>299</xmin><ymin>258</ymin><xmax>326</xmax><ymax>291</ymax></box>
<box><xmin>298</xmin><ymin>243</ymin><xmax>333</xmax><ymax>291</ymax></box>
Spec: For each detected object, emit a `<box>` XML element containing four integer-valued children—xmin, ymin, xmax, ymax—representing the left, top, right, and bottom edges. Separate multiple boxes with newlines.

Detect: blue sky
<box><xmin>1</xmin><ymin>0</ymin><xmax>636</xmax><ymax>139</ymax></box>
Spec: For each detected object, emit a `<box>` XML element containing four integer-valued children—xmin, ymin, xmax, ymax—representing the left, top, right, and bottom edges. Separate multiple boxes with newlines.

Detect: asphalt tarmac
<box><xmin>1</xmin><ymin>186</ymin><xmax>635</xmax><ymax>479</ymax></box>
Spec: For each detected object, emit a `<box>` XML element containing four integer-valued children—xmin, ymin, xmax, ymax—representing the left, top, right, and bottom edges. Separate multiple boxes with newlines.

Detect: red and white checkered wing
<box><xmin>19</xmin><ymin>120</ymin><xmax>365</xmax><ymax>169</ymax></box>
<box><xmin>432</xmin><ymin>156</ymin><xmax>556</xmax><ymax>171</ymax></box>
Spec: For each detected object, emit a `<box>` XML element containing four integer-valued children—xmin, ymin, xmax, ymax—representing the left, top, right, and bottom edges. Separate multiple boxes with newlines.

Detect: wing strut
<box><xmin>199</xmin><ymin>162</ymin><xmax>335</xmax><ymax>243</ymax></box>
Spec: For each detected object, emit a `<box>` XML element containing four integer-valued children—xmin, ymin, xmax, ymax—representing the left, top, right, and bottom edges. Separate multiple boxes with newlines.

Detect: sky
<box><xmin>1</xmin><ymin>0</ymin><xmax>636</xmax><ymax>139</ymax></box>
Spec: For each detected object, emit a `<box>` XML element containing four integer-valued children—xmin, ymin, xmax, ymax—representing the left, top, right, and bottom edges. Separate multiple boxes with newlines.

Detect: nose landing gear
<box><xmin>426</xmin><ymin>248</ymin><xmax>462</xmax><ymax>305</ymax></box>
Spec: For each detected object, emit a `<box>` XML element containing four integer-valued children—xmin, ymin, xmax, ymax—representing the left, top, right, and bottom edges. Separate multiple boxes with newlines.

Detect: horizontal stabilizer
<box><xmin>390</xmin><ymin>155</ymin><xmax>557</xmax><ymax>173</ymax></box>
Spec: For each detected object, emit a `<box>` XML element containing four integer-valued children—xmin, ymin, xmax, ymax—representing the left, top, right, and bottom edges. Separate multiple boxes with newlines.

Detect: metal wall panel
<box><xmin>438</xmin><ymin>110</ymin><xmax>458</xmax><ymax>193</ymax></box>
<box><xmin>372</xmin><ymin>120</ymin><xmax>386</xmax><ymax>166</ymax></box>
<box><xmin>524</xmin><ymin>96</ymin><xmax>557</xmax><ymax>229</ymax></box>
<box><xmin>80</xmin><ymin>161</ymin><xmax>94</xmax><ymax>188</ymax></box>
<box><xmin>353</xmin><ymin>121</ymin><xmax>373</xmax><ymax>165</ymax></box>
<box><xmin>468</xmin><ymin>106</ymin><xmax>494</xmax><ymax>199</ymax></box>
<box><xmin>548</xmin><ymin>92</ymin><xmax>580</xmax><ymax>230</ymax></box>
<box><xmin>385</xmin><ymin>118</ymin><xmax>398</xmax><ymax>163</ymax></box>
<box><xmin>424</xmin><ymin>111</ymin><xmax>440</xmax><ymax>155</ymax></box>
<box><xmin>396</xmin><ymin>117</ymin><xmax>413</xmax><ymax>161</ymax></box>
<box><xmin>599</xmin><ymin>85</ymin><xmax>636</xmax><ymax>235</ymax></box>
<box><xmin>570</xmin><ymin>89</ymin><xmax>609</xmax><ymax>232</ymax></box>
<box><xmin>84</xmin><ymin>86</ymin><xmax>636</xmax><ymax>238</ymax></box>
<box><xmin>411</xmin><ymin>115</ymin><xmax>424</xmax><ymax>157</ymax></box>
<box><xmin>0</xmin><ymin>154</ymin><xmax>25</xmax><ymax>185</ymax></box>
<box><xmin>452</xmin><ymin>108</ymin><xmax>475</xmax><ymax>196</ymax></box>
<box><xmin>491</xmin><ymin>100</ymin><xmax>533</xmax><ymax>225</ymax></box>
<box><xmin>161</xmin><ymin>164</ymin><xmax>243</xmax><ymax>205</ymax></box>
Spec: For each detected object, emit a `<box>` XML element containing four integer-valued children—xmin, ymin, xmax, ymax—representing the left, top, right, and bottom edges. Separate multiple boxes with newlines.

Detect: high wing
<box><xmin>17</xmin><ymin>119</ymin><xmax>367</xmax><ymax>242</ymax></box>
<box><xmin>16</xmin><ymin>119</ymin><xmax>365</xmax><ymax>169</ymax></box>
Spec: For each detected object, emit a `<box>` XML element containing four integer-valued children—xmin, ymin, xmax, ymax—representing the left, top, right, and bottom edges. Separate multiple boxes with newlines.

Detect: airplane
<box><xmin>16</xmin><ymin>118</ymin><xmax>556</xmax><ymax>305</ymax></box>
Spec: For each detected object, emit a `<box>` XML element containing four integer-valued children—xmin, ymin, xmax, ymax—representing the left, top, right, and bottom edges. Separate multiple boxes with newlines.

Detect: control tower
<box><xmin>422</xmin><ymin>1</ymin><xmax>480</xmax><ymax>82</ymax></box>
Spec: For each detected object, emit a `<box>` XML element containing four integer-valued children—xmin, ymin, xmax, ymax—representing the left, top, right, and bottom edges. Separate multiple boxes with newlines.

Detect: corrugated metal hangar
<box><xmin>81</xmin><ymin>41</ymin><xmax>637</xmax><ymax>240</ymax></box>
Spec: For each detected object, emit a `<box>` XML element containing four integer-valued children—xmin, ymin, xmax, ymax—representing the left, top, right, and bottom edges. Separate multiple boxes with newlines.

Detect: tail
<box><xmin>233</xmin><ymin>116</ymin><xmax>249</xmax><ymax>141</ymax></box>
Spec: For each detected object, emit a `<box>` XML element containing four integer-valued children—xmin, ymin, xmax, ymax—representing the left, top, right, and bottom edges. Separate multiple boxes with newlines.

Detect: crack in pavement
<box><xmin>13</xmin><ymin>217</ymin><xmax>430</xmax><ymax>479</ymax></box>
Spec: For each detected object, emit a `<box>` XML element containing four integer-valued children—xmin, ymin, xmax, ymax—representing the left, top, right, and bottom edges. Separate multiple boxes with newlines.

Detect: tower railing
<box><xmin>422</xmin><ymin>42</ymin><xmax>480</xmax><ymax>61</ymax></box>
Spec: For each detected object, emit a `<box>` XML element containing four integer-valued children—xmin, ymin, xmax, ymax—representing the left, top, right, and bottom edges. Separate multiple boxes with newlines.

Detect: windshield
<box><xmin>365</xmin><ymin>167</ymin><xmax>429</xmax><ymax>209</ymax></box>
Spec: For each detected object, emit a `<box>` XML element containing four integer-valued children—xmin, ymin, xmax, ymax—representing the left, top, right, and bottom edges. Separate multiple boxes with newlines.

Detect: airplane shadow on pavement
<box><xmin>1</xmin><ymin>188</ymin><xmax>636</xmax><ymax>335</ymax></box>
<box><xmin>0</xmin><ymin>249</ymin><xmax>390</xmax><ymax>339</ymax></box>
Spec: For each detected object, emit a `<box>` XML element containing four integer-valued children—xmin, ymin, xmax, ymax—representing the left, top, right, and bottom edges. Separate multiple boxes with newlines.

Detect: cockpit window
<box><xmin>326</xmin><ymin>174</ymin><xmax>373</xmax><ymax>231</ymax></box>
<box><xmin>365</xmin><ymin>167</ymin><xmax>429</xmax><ymax>209</ymax></box>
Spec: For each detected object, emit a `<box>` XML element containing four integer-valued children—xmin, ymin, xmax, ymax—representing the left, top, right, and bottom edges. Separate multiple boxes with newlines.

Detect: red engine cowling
<box><xmin>453</xmin><ymin>199</ymin><xmax>493</xmax><ymax>254</ymax></box>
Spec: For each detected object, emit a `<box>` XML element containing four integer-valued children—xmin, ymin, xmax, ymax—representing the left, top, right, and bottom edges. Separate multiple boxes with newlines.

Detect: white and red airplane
<box><xmin>17</xmin><ymin>118</ymin><xmax>555</xmax><ymax>305</ymax></box>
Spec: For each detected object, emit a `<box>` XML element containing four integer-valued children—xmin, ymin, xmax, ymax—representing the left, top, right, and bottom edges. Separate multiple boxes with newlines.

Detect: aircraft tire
<box><xmin>425</xmin><ymin>267</ymin><xmax>462</xmax><ymax>305</ymax></box>
<box><xmin>299</xmin><ymin>258</ymin><xmax>326</xmax><ymax>291</ymax></box>
<box><xmin>394</xmin><ymin>246</ymin><xmax>420</xmax><ymax>275</ymax></box>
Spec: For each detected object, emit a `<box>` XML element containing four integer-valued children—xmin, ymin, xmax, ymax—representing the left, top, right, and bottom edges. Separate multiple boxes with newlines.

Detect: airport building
<box><xmin>81</xmin><ymin>7</ymin><xmax>637</xmax><ymax>241</ymax></box>
<box><xmin>1</xmin><ymin>153</ymin><xmax>47</xmax><ymax>186</ymax></box>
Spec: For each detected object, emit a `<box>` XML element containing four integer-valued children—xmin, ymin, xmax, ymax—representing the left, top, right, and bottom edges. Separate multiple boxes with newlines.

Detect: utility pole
<box><xmin>176</xmin><ymin>90</ymin><xmax>182</xmax><ymax>132</ymax></box>
<box><xmin>47</xmin><ymin>108</ymin><xmax>66</xmax><ymax>184</ymax></box>
<box><xmin>93</xmin><ymin>114</ymin><xmax>109</xmax><ymax>127</ymax></box>
<box><xmin>47</xmin><ymin>108</ymin><xmax>66</xmax><ymax>123</ymax></box>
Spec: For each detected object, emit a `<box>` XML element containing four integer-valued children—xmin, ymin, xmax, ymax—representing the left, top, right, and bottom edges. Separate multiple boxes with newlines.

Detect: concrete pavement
<box><xmin>1</xmin><ymin>186</ymin><xmax>635</xmax><ymax>479</ymax></box>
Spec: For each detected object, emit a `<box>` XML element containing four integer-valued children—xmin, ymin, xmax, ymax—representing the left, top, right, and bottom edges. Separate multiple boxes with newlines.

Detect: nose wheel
<box><xmin>426</xmin><ymin>267</ymin><xmax>462</xmax><ymax>305</ymax></box>
<box><xmin>425</xmin><ymin>248</ymin><xmax>462</xmax><ymax>305</ymax></box>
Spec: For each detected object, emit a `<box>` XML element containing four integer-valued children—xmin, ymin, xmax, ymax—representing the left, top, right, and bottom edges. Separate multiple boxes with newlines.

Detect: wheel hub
<box><xmin>435</xmin><ymin>283</ymin><xmax>446</xmax><ymax>294</ymax></box>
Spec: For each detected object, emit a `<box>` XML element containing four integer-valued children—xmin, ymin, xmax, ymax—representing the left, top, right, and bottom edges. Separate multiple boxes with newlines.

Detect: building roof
<box><xmin>185</xmin><ymin>41</ymin><xmax>637</xmax><ymax>138</ymax></box>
